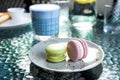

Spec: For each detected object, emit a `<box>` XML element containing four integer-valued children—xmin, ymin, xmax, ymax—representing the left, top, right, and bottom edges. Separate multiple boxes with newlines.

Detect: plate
<box><xmin>0</xmin><ymin>13</ymin><xmax>31</xmax><ymax>29</ymax></box>
<box><xmin>28</xmin><ymin>38</ymin><xmax>104</xmax><ymax>72</ymax></box>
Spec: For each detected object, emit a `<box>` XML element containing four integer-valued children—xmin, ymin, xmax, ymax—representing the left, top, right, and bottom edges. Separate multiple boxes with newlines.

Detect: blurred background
<box><xmin>0</xmin><ymin>0</ymin><xmax>113</xmax><ymax>14</ymax></box>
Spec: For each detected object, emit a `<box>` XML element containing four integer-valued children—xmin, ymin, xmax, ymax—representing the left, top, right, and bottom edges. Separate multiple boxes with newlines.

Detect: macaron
<box><xmin>45</xmin><ymin>43</ymin><xmax>67</xmax><ymax>63</ymax></box>
<box><xmin>67</xmin><ymin>39</ymin><xmax>88</xmax><ymax>61</ymax></box>
<box><xmin>77</xmin><ymin>39</ymin><xmax>88</xmax><ymax>58</ymax></box>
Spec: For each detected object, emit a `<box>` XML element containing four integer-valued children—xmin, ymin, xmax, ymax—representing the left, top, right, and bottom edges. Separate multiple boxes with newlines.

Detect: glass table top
<box><xmin>0</xmin><ymin>18</ymin><xmax>120</xmax><ymax>80</ymax></box>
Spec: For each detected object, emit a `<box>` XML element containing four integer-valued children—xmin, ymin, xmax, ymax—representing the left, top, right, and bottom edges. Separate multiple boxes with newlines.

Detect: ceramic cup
<box><xmin>7</xmin><ymin>8</ymin><xmax>25</xmax><ymax>21</ymax></box>
<box><xmin>29</xmin><ymin>4</ymin><xmax>60</xmax><ymax>41</ymax></box>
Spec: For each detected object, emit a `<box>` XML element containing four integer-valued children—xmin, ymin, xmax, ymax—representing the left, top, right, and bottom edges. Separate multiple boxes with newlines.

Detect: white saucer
<box><xmin>28</xmin><ymin>38</ymin><xmax>105</xmax><ymax>72</ymax></box>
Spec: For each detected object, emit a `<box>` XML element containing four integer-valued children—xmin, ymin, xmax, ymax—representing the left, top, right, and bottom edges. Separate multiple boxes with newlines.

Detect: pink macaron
<box><xmin>67</xmin><ymin>39</ymin><xmax>88</xmax><ymax>61</ymax></box>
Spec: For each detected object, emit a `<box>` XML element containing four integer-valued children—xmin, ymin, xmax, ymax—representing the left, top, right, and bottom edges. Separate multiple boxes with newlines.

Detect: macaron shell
<box><xmin>77</xmin><ymin>39</ymin><xmax>88</xmax><ymax>58</ymax></box>
<box><xmin>67</xmin><ymin>40</ymin><xmax>84</xmax><ymax>61</ymax></box>
<box><xmin>46</xmin><ymin>49</ymin><xmax>66</xmax><ymax>56</ymax></box>
<box><xmin>45</xmin><ymin>43</ymin><xmax>67</xmax><ymax>56</ymax></box>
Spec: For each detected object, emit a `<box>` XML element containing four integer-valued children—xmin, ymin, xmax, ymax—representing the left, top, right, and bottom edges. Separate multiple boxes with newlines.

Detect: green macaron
<box><xmin>45</xmin><ymin>43</ymin><xmax>67</xmax><ymax>63</ymax></box>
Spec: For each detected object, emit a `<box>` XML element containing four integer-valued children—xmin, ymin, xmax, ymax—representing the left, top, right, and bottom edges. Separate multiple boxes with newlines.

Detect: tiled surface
<box><xmin>0</xmin><ymin>11</ymin><xmax>120</xmax><ymax>80</ymax></box>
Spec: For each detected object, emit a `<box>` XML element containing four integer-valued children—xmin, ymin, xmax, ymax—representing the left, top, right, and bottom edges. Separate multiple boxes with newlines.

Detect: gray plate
<box><xmin>28</xmin><ymin>38</ymin><xmax>104</xmax><ymax>72</ymax></box>
<box><xmin>0</xmin><ymin>13</ymin><xmax>31</xmax><ymax>29</ymax></box>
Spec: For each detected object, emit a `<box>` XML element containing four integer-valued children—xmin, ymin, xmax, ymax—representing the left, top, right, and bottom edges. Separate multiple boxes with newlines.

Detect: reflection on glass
<box><xmin>69</xmin><ymin>0</ymin><xmax>96</xmax><ymax>40</ymax></box>
<box><xmin>70</xmin><ymin>22</ymin><xmax>93</xmax><ymax>41</ymax></box>
<box><xmin>103</xmin><ymin>4</ymin><xmax>120</xmax><ymax>34</ymax></box>
<box><xmin>69</xmin><ymin>0</ymin><xmax>96</xmax><ymax>26</ymax></box>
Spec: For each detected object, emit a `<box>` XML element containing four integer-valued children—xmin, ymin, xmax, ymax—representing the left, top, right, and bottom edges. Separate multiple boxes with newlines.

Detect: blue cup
<box><xmin>29</xmin><ymin>4</ymin><xmax>60</xmax><ymax>39</ymax></box>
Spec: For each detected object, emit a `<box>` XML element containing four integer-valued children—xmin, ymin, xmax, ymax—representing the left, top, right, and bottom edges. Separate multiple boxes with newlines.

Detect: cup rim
<box><xmin>29</xmin><ymin>4</ymin><xmax>60</xmax><ymax>11</ymax></box>
<box><xmin>7</xmin><ymin>8</ymin><xmax>25</xmax><ymax>12</ymax></box>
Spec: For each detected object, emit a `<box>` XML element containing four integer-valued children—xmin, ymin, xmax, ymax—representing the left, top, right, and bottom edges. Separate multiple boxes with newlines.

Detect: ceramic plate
<box><xmin>0</xmin><ymin>13</ymin><xmax>31</xmax><ymax>29</ymax></box>
<box><xmin>28</xmin><ymin>38</ymin><xmax>104</xmax><ymax>72</ymax></box>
